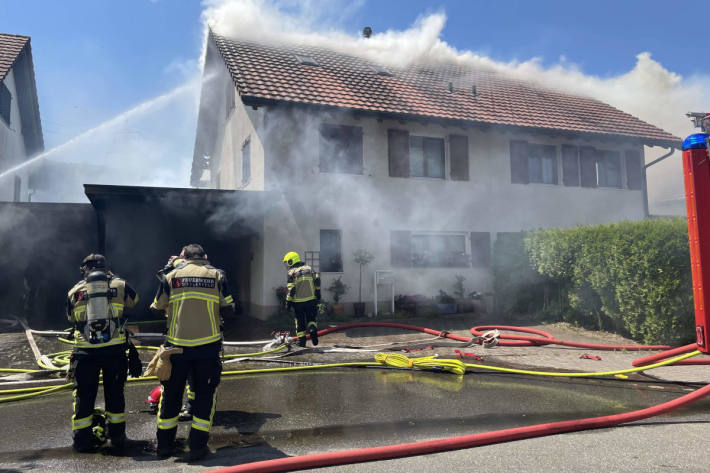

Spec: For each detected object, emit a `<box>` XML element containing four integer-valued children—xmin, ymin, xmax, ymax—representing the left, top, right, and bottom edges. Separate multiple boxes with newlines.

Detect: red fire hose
<box><xmin>207</xmin><ymin>380</ymin><xmax>710</xmax><ymax>473</ymax></box>
<box><xmin>203</xmin><ymin>323</ymin><xmax>709</xmax><ymax>473</ymax></box>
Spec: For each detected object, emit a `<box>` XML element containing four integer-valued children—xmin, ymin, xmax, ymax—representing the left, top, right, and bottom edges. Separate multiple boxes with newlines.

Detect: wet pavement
<box><xmin>1</xmin><ymin>315</ymin><xmax>709</xmax><ymax>472</ymax></box>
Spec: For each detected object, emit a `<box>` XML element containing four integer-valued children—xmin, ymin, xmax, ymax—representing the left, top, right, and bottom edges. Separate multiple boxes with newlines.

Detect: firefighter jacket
<box><xmin>66</xmin><ymin>274</ymin><xmax>139</xmax><ymax>349</ymax></box>
<box><xmin>150</xmin><ymin>259</ymin><xmax>234</xmax><ymax>348</ymax></box>
<box><xmin>286</xmin><ymin>263</ymin><xmax>320</xmax><ymax>303</ymax></box>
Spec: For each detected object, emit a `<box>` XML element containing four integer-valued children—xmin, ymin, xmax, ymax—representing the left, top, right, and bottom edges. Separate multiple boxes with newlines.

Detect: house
<box><xmin>191</xmin><ymin>31</ymin><xmax>680</xmax><ymax>318</ymax></box>
<box><xmin>0</xmin><ymin>33</ymin><xmax>43</xmax><ymax>202</ymax></box>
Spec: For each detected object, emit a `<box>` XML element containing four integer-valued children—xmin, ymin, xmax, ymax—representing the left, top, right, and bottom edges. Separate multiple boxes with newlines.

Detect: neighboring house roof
<box><xmin>0</xmin><ymin>32</ymin><xmax>44</xmax><ymax>156</ymax></box>
<box><xmin>211</xmin><ymin>32</ymin><xmax>680</xmax><ymax>148</ymax></box>
<box><xmin>0</xmin><ymin>33</ymin><xmax>29</xmax><ymax>83</ymax></box>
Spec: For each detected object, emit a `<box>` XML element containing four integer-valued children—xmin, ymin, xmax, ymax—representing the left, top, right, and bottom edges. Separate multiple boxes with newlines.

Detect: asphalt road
<box><xmin>1</xmin><ymin>367</ymin><xmax>709</xmax><ymax>472</ymax></box>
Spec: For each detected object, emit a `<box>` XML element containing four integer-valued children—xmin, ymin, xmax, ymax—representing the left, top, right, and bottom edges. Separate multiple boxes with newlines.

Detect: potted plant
<box><xmin>435</xmin><ymin>290</ymin><xmax>457</xmax><ymax>315</ymax></box>
<box><xmin>352</xmin><ymin>249</ymin><xmax>374</xmax><ymax>317</ymax></box>
<box><xmin>453</xmin><ymin>275</ymin><xmax>474</xmax><ymax>313</ymax></box>
<box><xmin>327</xmin><ymin>276</ymin><xmax>348</xmax><ymax>315</ymax></box>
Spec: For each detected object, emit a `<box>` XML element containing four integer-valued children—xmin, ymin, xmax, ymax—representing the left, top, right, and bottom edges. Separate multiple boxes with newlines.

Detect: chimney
<box><xmin>362</xmin><ymin>26</ymin><xmax>372</xmax><ymax>38</ymax></box>
<box><xmin>448</xmin><ymin>82</ymin><xmax>454</xmax><ymax>93</ymax></box>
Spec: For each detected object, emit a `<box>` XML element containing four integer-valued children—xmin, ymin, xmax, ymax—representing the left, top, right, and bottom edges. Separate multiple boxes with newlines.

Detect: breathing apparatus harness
<box><xmin>79</xmin><ymin>270</ymin><xmax>121</xmax><ymax>345</ymax></box>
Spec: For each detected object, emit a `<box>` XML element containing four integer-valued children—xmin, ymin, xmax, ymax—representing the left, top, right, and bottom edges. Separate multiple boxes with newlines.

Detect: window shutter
<box><xmin>449</xmin><ymin>134</ymin><xmax>469</xmax><ymax>181</ymax></box>
<box><xmin>562</xmin><ymin>145</ymin><xmax>580</xmax><ymax>187</ymax></box>
<box><xmin>580</xmin><ymin>146</ymin><xmax>597</xmax><ymax>188</ymax></box>
<box><xmin>470</xmin><ymin>232</ymin><xmax>491</xmax><ymax>267</ymax></box>
<box><xmin>388</xmin><ymin>129</ymin><xmax>410</xmax><ymax>178</ymax></box>
<box><xmin>625</xmin><ymin>149</ymin><xmax>643</xmax><ymax>190</ymax></box>
<box><xmin>510</xmin><ymin>141</ymin><xmax>529</xmax><ymax>184</ymax></box>
<box><xmin>390</xmin><ymin>231</ymin><xmax>412</xmax><ymax>267</ymax></box>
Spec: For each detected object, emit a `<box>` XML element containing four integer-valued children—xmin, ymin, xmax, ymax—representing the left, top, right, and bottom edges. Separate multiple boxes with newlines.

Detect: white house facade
<box><xmin>192</xmin><ymin>32</ymin><xmax>680</xmax><ymax>319</ymax></box>
<box><xmin>0</xmin><ymin>33</ymin><xmax>43</xmax><ymax>202</ymax></box>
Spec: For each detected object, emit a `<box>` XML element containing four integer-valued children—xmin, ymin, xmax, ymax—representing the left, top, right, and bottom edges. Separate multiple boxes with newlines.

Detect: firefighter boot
<box><xmin>308</xmin><ymin>324</ymin><xmax>318</xmax><ymax>346</ymax></box>
<box><xmin>156</xmin><ymin>429</ymin><xmax>177</xmax><ymax>458</ymax></box>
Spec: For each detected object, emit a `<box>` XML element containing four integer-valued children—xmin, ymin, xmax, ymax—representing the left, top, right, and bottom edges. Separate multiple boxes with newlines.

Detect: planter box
<box><xmin>456</xmin><ymin>300</ymin><xmax>475</xmax><ymax>313</ymax></box>
<box><xmin>436</xmin><ymin>302</ymin><xmax>457</xmax><ymax>314</ymax></box>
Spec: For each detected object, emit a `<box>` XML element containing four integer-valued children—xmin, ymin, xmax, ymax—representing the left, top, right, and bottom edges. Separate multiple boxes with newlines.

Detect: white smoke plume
<box><xmin>203</xmin><ymin>0</ymin><xmax>710</xmax><ymax>212</ymax></box>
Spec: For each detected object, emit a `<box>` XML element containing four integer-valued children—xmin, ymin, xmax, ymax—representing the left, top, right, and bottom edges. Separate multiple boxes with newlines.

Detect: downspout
<box><xmin>642</xmin><ymin>147</ymin><xmax>676</xmax><ymax>218</ymax></box>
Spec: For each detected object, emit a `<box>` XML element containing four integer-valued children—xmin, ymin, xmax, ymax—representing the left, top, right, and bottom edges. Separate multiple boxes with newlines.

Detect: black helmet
<box><xmin>81</xmin><ymin>254</ymin><xmax>106</xmax><ymax>273</ymax></box>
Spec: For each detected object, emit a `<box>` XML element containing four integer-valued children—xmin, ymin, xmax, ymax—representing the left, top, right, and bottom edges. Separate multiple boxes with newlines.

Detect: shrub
<box><xmin>524</xmin><ymin>218</ymin><xmax>694</xmax><ymax>345</ymax></box>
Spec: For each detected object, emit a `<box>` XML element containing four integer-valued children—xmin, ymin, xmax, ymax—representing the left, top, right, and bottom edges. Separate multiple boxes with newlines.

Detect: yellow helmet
<box><xmin>282</xmin><ymin>251</ymin><xmax>301</xmax><ymax>268</ymax></box>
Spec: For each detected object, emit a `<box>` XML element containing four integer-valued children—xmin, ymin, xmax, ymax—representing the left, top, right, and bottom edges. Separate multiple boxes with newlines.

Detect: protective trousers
<box><xmin>294</xmin><ymin>299</ymin><xmax>318</xmax><ymax>344</ymax></box>
<box><xmin>156</xmin><ymin>354</ymin><xmax>221</xmax><ymax>450</ymax></box>
<box><xmin>71</xmin><ymin>353</ymin><xmax>127</xmax><ymax>448</ymax></box>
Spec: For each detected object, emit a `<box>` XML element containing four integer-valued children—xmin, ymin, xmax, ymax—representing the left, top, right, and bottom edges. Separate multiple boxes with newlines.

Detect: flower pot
<box><xmin>331</xmin><ymin>303</ymin><xmax>345</xmax><ymax>315</ymax></box>
<box><xmin>353</xmin><ymin>302</ymin><xmax>366</xmax><ymax>317</ymax></box>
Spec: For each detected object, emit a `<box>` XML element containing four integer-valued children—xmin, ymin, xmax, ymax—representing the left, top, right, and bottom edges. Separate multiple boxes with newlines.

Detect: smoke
<box><xmin>203</xmin><ymin>0</ymin><xmax>710</xmax><ymax>211</ymax></box>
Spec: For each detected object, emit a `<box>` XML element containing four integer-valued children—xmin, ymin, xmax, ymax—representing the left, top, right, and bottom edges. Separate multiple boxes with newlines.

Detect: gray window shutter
<box><xmin>449</xmin><ymin>134</ymin><xmax>469</xmax><ymax>181</ymax></box>
<box><xmin>562</xmin><ymin>145</ymin><xmax>580</xmax><ymax>187</ymax></box>
<box><xmin>510</xmin><ymin>141</ymin><xmax>529</xmax><ymax>184</ymax></box>
<box><xmin>470</xmin><ymin>232</ymin><xmax>491</xmax><ymax>267</ymax></box>
<box><xmin>580</xmin><ymin>146</ymin><xmax>597</xmax><ymax>188</ymax></box>
<box><xmin>388</xmin><ymin>129</ymin><xmax>410</xmax><ymax>178</ymax></box>
<box><xmin>391</xmin><ymin>231</ymin><xmax>411</xmax><ymax>267</ymax></box>
<box><xmin>625</xmin><ymin>149</ymin><xmax>643</xmax><ymax>190</ymax></box>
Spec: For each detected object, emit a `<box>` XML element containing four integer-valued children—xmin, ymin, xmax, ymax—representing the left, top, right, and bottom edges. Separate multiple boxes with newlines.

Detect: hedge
<box><xmin>494</xmin><ymin>218</ymin><xmax>695</xmax><ymax>345</ymax></box>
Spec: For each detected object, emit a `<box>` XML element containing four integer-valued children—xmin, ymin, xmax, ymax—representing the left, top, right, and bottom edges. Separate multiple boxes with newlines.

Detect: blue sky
<box><xmin>0</xmin><ymin>0</ymin><xmax>707</xmax><ymax>203</ymax></box>
<box><xmin>1</xmin><ymin>0</ymin><xmax>706</xmax><ymax>147</ymax></box>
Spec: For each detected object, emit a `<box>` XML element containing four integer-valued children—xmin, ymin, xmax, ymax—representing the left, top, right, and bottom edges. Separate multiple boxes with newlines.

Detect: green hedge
<box><xmin>494</xmin><ymin>219</ymin><xmax>695</xmax><ymax>345</ymax></box>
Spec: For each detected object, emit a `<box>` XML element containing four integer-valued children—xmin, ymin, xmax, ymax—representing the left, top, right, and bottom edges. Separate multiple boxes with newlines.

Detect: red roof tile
<box><xmin>213</xmin><ymin>33</ymin><xmax>680</xmax><ymax>147</ymax></box>
<box><xmin>0</xmin><ymin>33</ymin><xmax>30</xmax><ymax>83</ymax></box>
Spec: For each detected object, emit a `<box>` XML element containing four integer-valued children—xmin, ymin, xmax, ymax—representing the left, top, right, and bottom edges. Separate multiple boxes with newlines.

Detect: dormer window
<box><xmin>295</xmin><ymin>54</ymin><xmax>319</xmax><ymax>67</ymax></box>
<box><xmin>372</xmin><ymin>65</ymin><xmax>392</xmax><ymax>76</ymax></box>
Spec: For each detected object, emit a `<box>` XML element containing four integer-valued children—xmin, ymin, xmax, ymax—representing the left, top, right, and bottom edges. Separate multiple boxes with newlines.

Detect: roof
<box><xmin>212</xmin><ymin>32</ymin><xmax>680</xmax><ymax>147</ymax></box>
<box><xmin>0</xmin><ymin>33</ymin><xmax>30</xmax><ymax>83</ymax></box>
<box><xmin>0</xmin><ymin>32</ymin><xmax>43</xmax><ymax>156</ymax></box>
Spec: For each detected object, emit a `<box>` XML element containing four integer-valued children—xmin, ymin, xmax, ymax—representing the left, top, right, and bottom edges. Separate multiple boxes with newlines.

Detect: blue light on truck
<box><xmin>683</xmin><ymin>133</ymin><xmax>709</xmax><ymax>150</ymax></box>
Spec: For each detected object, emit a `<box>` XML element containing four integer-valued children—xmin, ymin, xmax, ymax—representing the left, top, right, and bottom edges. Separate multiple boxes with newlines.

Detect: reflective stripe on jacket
<box><xmin>150</xmin><ymin>259</ymin><xmax>233</xmax><ymax>347</ymax></box>
<box><xmin>286</xmin><ymin>263</ymin><xmax>320</xmax><ymax>303</ymax></box>
<box><xmin>66</xmin><ymin>276</ymin><xmax>139</xmax><ymax>349</ymax></box>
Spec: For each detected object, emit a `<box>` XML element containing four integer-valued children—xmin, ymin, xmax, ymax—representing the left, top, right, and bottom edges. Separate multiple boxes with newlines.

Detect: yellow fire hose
<box><xmin>0</xmin><ymin>349</ymin><xmax>699</xmax><ymax>404</ymax></box>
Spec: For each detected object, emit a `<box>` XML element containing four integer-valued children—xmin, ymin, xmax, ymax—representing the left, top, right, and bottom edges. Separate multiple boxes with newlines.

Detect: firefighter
<box><xmin>155</xmin><ymin>255</ymin><xmax>194</xmax><ymax>421</ymax></box>
<box><xmin>66</xmin><ymin>254</ymin><xmax>139</xmax><ymax>452</ymax></box>
<box><xmin>282</xmin><ymin>251</ymin><xmax>320</xmax><ymax>347</ymax></box>
<box><xmin>150</xmin><ymin>244</ymin><xmax>234</xmax><ymax>461</ymax></box>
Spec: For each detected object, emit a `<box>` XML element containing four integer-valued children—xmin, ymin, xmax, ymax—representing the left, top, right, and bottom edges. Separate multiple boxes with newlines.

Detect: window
<box><xmin>295</xmin><ymin>54</ymin><xmax>319</xmax><ymax>66</ymax></box>
<box><xmin>241</xmin><ymin>139</ymin><xmax>251</xmax><ymax>186</ymax></box>
<box><xmin>410</xmin><ymin>136</ymin><xmax>444</xmax><ymax>178</ymax></box>
<box><xmin>509</xmin><ymin>141</ymin><xmax>557</xmax><ymax>184</ymax></box>
<box><xmin>0</xmin><ymin>83</ymin><xmax>10</xmax><ymax>126</ymax></box>
<box><xmin>320</xmin><ymin>230</ymin><xmax>342</xmax><ymax>272</ymax></box>
<box><xmin>595</xmin><ymin>150</ymin><xmax>622</xmax><ymax>188</ymax></box>
<box><xmin>319</xmin><ymin>124</ymin><xmax>363</xmax><ymax>174</ymax></box>
<box><xmin>470</xmin><ymin>232</ymin><xmax>491</xmax><ymax>267</ymax></box>
<box><xmin>372</xmin><ymin>65</ymin><xmax>392</xmax><ymax>76</ymax></box>
<box><xmin>411</xmin><ymin>233</ymin><xmax>468</xmax><ymax>267</ymax></box>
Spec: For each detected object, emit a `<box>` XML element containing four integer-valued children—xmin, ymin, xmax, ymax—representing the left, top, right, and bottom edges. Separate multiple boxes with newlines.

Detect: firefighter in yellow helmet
<box><xmin>150</xmin><ymin>244</ymin><xmax>234</xmax><ymax>461</ymax></box>
<box><xmin>283</xmin><ymin>251</ymin><xmax>321</xmax><ymax>347</ymax></box>
<box><xmin>65</xmin><ymin>254</ymin><xmax>139</xmax><ymax>452</ymax></box>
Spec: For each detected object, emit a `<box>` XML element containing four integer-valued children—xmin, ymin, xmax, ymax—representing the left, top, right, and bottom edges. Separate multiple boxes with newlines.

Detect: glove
<box><xmin>126</xmin><ymin>341</ymin><xmax>143</xmax><ymax>378</ymax></box>
<box><xmin>143</xmin><ymin>345</ymin><xmax>183</xmax><ymax>381</ymax></box>
<box><xmin>65</xmin><ymin>353</ymin><xmax>76</xmax><ymax>383</ymax></box>
<box><xmin>317</xmin><ymin>303</ymin><xmax>326</xmax><ymax>315</ymax></box>
<box><xmin>285</xmin><ymin>300</ymin><xmax>294</xmax><ymax>312</ymax></box>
